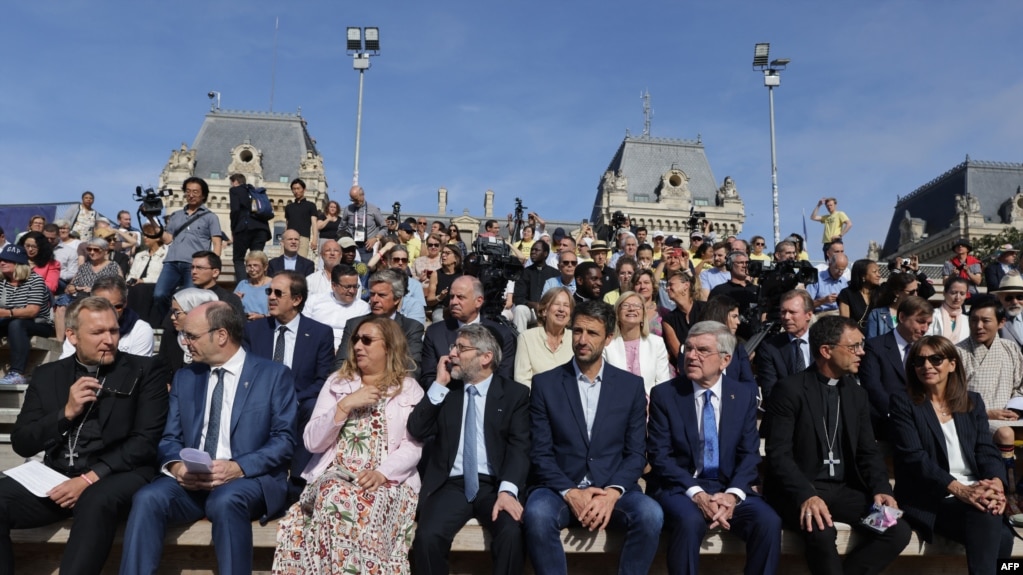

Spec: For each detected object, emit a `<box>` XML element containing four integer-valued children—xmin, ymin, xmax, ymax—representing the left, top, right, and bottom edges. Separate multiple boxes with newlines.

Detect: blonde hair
<box><xmin>614</xmin><ymin>291</ymin><xmax>650</xmax><ymax>338</ymax></box>
<box><xmin>337</xmin><ymin>316</ymin><xmax>412</xmax><ymax>395</ymax></box>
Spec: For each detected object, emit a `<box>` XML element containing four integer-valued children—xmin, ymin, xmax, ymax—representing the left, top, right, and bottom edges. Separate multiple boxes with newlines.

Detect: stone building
<box><xmin>589</xmin><ymin>134</ymin><xmax>746</xmax><ymax>241</ymax></box>
<box><xmin>878</xmin><ymin>158</ymin><xmax>1023</xmax><ymax>264</ymax></box>
<box><xmin>157</xmin><ymin>108</ymin><xmax>328</xmax><ymax>277</ymax></box>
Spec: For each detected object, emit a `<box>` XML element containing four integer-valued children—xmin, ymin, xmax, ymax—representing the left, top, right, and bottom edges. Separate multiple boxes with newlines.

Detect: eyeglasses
<box><xmin>352</xmin><ymin>334</ymin><xmax>383</xmax><ymax>346</ymax></box>
<box><xmin>85</xmin><ymin>247</ymin><xmax>103</xmax><ymax>253</ymax></box>
<box><xmin>830</xmin><ymin>341</ymin><xmax>866</xmax><ymax>352</ymax></box>
<box><xmin>170</xmin><ymin>309</ymin><xmax>186</xmax><ymax>319</ymax></box>
<box><xmin>391</xmin><ymin>257</ymin><xmax>408</xmax><ymax>263</ymax></box>
<box><xmin>427</xmin><ymin>243</ymin><xmax>440</xmax><ymax>248</ymax></box>
<box><xmin>449</xmin><ymin>343</ymin><xmax>478</xmax><ymax>354</ymax></box>
<box><xmin>417</xmin><ymin>221</ymin><xmax>427</xmax><ymax>226</ymax></box>
<box><xmin>754</xmin><ymin>242</ymin><xmax>765</xmax><ymax>246</ymax></box>
<box><xmin>110</xmin><ymin>302</ymin><xmax>126</xmax><ymax>311</ymax></box>
<box><xmin>620</xmin><ymin>303</ymin><xmax>643</xmax><ymax>311</ymax></box>
<box><xmin>560</xmin><ymin>261</ymin><xmax>578</xmax><ymax>266</ymax></box>
<box><xmin>732</xmin><ymin>261</ymin><xmax>749</xmax><ymax>267</ymax></box>
<box><xmin>178</xmin><ymin>328</ymin><xmax>220</xmax><ymax>343</ymax></box>
<box><xmin>265</xmin><ymin>287</ymin><xmax>289</xmax><ymax>298</ymax></box>
<box><xmin>684</xmin><ymin>346</ymin><xmax>726</xmax><ymax>359</ymax></box>
<box><xmin>335</xmin><ymin>283</ymin><xmax>360</xmax><ymax>291</ymax></box>
<box><xmin>1004</xmin><ymin>293</ymin><xmax>1023</xmax><ymax>301</ymax></box>
<box><xmin>244</xmin><ymin>263</ymin><xmax>263</xmax><ymax>269</ymax></box>
<box><xmin>911</xmin><ymin>354</ymin><xmax>947</xmax><ymax>368</ymax></box>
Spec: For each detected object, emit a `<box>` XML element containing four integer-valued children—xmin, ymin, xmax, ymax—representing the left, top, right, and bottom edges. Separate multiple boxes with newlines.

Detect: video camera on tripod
<box><xmin>742</xmin><ymin>259</ymin><xmax>819</xmax><ymax>353</ymax></box>
<box><xmin>463</xmin><ymin>235</ymin><xmax>524</xmax><ymax>334</ymax></box>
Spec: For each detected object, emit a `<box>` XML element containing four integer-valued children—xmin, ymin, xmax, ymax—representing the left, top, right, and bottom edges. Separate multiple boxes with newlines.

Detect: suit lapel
<box><xmin>805</xmin><ymin>376</ymin><xmax>829</xmax><ymax>452</ymax></box>
<box><xmin>561</xmin><ymin>365</ymin><xmax>590</xmax><ymax>447</ymax></box>
<box><xmin>718</xmin><ymin>380</ymin><xmax>736</xmax><ymax>471</ymax></box>
<box><xmin>445</xmin><ymin>382</ymin><xmax>466</xmax><ymax>473</ymax></box>
<box><xmin>484</xmin><ymin>378</ymin><xmax>504</xmax><ymax>466</ymax></box>
<box><xmin>884</xmin><ymin>334</ymin><xmax>906</xmax><ymax>383</ymax></box>
<box><xmin>677</xmin><ymin>381</ymin><xmax>700</xmax><ymax>466</ymax></box>
<box><xmin>230</xmin><ymin>357</ymin><xmax>255</xmax><ymax>434</ymax></box>
<box><xmin>193</xmin><ymin>367</ymin><xmax>212</xmax><ymax>446</ymax></box>
<box><xmin>97</xmin><ymin>356</ymin><xmax>132</xmax><ymax>429</ymax></box>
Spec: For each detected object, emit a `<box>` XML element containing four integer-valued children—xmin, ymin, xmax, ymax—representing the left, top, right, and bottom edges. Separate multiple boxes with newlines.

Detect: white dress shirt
<box><xmin>687</xmin><ymin>377</ymin><xmax>746</xmax><ymax>503</ymax></box>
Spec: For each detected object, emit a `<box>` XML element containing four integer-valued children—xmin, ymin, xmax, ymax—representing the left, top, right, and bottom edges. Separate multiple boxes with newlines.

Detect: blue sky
<box><xmin>1</xmin><ymin>1</ymin><xmax>1021</xmax><ymax>258</ymax></box>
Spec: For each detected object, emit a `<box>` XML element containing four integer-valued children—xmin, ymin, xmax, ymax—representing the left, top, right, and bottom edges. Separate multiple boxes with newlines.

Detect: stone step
<box><xmin>0</xmin><ymin>408</ymin><xmax>19</xmax><ymax>426</ymax></box>
<box><xmin>0</xmin><ymin>385</ymin><xmax>27</xmax><ymax>409</ymax></box>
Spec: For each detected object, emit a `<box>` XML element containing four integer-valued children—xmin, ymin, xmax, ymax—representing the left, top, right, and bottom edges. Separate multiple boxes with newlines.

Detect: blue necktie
<box><xmin>205</xmin><ymin>368</ymin><xmax>225</xmax><ymax>459</ymax></box>
<box><xmin>702</xmin><ymin>389</ymin><xmax>719</xmax><ymax>480</ymax></box>
<box><xmin>464</xmin><ymin>386</ymin><xmax>480</xmax><ymax>502</ymax></box>
<box><xmin>272</xmin><ymin>326</ymin><xmax>287</xmax><ymax>363</ymax></box>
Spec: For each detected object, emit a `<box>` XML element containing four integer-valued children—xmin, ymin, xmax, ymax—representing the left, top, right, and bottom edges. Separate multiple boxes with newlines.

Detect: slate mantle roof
<box><xmin>601</xmin><ymin>135</ymin><xmax>719</xmax><ymax>202</ymax></box>
<box><xmin>190</xmin><ymin>110</ymin><xmax>319</xmax><ymax>182</ymax></box>
<box><xmin>881</xmin><ymin>158</ymin><xmax>1023</xmax><ymax>257</ymax></box>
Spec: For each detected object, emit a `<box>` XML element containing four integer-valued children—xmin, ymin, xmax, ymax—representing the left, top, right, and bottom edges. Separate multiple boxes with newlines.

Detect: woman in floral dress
<box><xmin>274</xmin><ymin>316</ymin><xmax>424</xmax><ymax>575</ymax></box>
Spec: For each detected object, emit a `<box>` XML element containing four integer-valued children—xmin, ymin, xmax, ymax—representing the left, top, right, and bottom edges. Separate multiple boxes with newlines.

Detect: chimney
<box><xmin>484</xmin><ymin>189</ymin><xmax>494</xmax><ymax>218</ymax></box>
<box><xmin>438</xmin><ymin>187</ymin><xmax>448</xmax><ymax>215</ymax></box>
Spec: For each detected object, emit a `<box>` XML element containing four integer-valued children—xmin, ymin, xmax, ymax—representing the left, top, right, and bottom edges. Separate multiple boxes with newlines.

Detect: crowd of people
<box><xmin>1</xmin><ymin>181</ymin><xmax>1022</xmax><ymax>574</ymax></box>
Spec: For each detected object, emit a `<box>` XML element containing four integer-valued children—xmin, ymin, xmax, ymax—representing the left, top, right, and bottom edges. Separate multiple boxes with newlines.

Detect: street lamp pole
<box><xmin>347</xmin><ymin>27</ymin><xmax>380</xmax><ymax>187</ymax></box>
<box><xmin>752</xmin><ymin>43</ymin><xmax>789</xmax><ymax>246</ymax></box>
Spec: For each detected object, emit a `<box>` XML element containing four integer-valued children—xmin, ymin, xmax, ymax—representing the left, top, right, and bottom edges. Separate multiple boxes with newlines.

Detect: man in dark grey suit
<box><xmin>755</xmin><ymin>290</ymin><xmax>814</xmax><ymax>407</ymax></box>
<box><xmin>333</xmin><ymin>269</ymin><xmax>424</xmax><ymax>376</ymax></box>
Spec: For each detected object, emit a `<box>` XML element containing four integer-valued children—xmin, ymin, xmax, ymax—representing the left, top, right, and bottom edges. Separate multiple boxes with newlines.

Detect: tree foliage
<box><xmin>972</xmin><ymin>227</ymin><xmax>1023</xmax><ymax>263</ymax></box>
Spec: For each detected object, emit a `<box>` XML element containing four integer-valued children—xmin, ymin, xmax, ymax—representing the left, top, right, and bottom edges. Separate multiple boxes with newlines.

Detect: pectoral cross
<box><xmin>824</xmin><ymin>450</ymin><xmax>840</xmax><ymax>477</ymax></box>
<box><xmin>66</xmin><ymin>450</ymin><xmax>79</xmax><ymax>467</ymax></box>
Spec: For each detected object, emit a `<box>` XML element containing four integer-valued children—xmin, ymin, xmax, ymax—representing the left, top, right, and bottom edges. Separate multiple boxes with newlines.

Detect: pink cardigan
<box><xmin>301</xmin><ymin>374</ymin><xmax>424</xmax><ymax>492</ymax></box>
<box><xmin>33</xmin><ymin>261</ymin><xmax>61</xmax><ymax>294</ymax></box>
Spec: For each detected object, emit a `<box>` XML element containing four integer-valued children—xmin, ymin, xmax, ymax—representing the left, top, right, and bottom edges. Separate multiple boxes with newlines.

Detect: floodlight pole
<box><xmin>353</xmin><ymin>58</ymin><xmax>368</xmax><ymax>186</ymax></box>
<box><xmin>767</xmin><ymin>79</ymin><xmax>780</xmax><ymax>245</ymax></box>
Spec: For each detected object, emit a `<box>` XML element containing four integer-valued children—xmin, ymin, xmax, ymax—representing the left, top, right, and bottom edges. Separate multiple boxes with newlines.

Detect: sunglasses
<box><xmin>352</xmin><ymin>334</ymin><xmax>382</xmax><ymax>346</ymax></box>
<box><xmin>265</xmin><ymin>288</ymin><xmax>288</xmax><ymax>298</ymax></box>
<box><xmin>911</xmin><ymin>354</ymin><xmax>947</xmax><ymax>368</ymax></box>
<box><xmin>391</xmin><ymin>257</ymin><xmax>409</xmax><ymax>263</ymax></box>
<box><xmin>1003</xmin><ymin>293</ymin><xmax>1023</xmax><ymax>302</ymax></box>
<box><xmin>427</xmin><ymin>243</ymin><xmax>440</xmax><ymax>248</ymax></box>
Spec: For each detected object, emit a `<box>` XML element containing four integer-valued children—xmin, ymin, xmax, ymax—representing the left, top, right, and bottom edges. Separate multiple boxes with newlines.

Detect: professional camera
<box><xmin>391</xmin><ymin>202</ymin><xmax>401</xmax><ymax>223</ymax></box>
<box><xmin>687</xmin><ymin>207</ymin><xmax>707</xmax><ymax>233</ymax></box>
<box><xmin>132</xmin><ymin>186</ymin><xmax>174</xmax><ymax>238</ymax></box>
<box><xmin>742</xmin><ymin>259</ymin><xmax>820</xmax><ymax>351</ymax></box>
<box><xmin>464</xmin><ymin>236</ymin><xmax>524</xmax><ymax>334</ymax></box>
<box><xmin>133</xmin><ymin>186</ymin><xmax>173</xmax><ymax>218</ymax></box>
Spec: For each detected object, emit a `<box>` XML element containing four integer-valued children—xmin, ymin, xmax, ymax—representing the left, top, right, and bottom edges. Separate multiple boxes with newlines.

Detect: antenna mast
<box><xmin>269</xmin><ymin>17</ymin><xmax>279</xmax><ymax>111</ymax></box>
<box><xmin>641</xmin><ymin>90</ymin><xmax>652</xmax><ymax>137</ymax></box>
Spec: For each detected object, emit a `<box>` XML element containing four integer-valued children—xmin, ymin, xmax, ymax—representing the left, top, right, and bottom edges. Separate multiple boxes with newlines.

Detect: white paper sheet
<box><xmin>4</xmin><ymin>461</ymin><xmax>69</xmax><ymax>497</ymax></box>
<box><xmin>179</xmin><ymin>448</ymin><xmax>214</xmax><ymax>473</ymax></box>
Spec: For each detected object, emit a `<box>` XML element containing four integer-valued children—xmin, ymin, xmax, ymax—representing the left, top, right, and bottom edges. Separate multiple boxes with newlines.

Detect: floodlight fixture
<box><xmin>753</xmin><ymin>43</ymin><xmax>770</xmax><ymax>68</ymax></box>
<box><xmin>347</xmin><ymin>27</ymin><xmax>362</xmax><ymax>52</ymax></box>
<box><xmin>364</xmin><ymin>27</ymin><xmax>380</xmax><ymax>52</ymax></box>
<box><xmin>770</xmin><ymin>58</ymin><xmax>790</xmax><ymax>68</ymax></box>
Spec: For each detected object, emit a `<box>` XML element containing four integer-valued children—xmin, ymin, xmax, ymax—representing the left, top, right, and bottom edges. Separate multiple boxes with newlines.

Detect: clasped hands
<box><xmin>169</xmin><ymin>460</ymin><xmax>244</xmax><ymax>491</ymax></box>
<box><xmin>951</xmin><ymin>478</ymin><xmax>1006</xmax><ymax>515</ymax></box>
<box><xmin>565</xmin><ymin>486</ymin><xmax>621</xmax><ymax>532</ymax></box>
<box><xmin>692</xmin><ymin>491</ymin><xmax>739</xmax><ymax>530</ymax></box>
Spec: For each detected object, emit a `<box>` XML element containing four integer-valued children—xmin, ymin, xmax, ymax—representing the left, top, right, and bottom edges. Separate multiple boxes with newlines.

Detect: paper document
<box><xmin>4</xmin><ymin>461</ymin><xmax>69</xmax><ymax>497</ymax></box>
<box><xmin>179</xmin><ymin>448</ymin><xmax>214</xmax><ymax>473</ymax></box>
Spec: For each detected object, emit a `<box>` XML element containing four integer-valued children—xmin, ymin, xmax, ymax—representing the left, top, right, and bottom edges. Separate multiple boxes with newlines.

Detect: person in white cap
<box><xmin>985</xmin><ymin>244</ymin><xmax>1019</xmax><ymax>291</ymax></box>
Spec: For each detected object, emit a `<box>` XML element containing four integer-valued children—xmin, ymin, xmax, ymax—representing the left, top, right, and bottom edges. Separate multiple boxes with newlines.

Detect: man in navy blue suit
<box><xmin>523</xmin><ymin>300</ymin><xmax>663</xmax><ymax>575</ymax></box>
<box><xmin>119</xmin><ymin>301</ymin><xmax>297</xmax><ymax>575</ymax></box>
<box><xmin>858</xmin><ymin>296</ymin><xmax>933</xmax><ymax>437</ymax></box>
<box><xmin>243</xmin><ymin>270</ymin><xmax>334</xmax><ymax>498</ymax></box>
<box><xmin>648</xmin><ymin>320</ymin><xmax>781</xmax><ymax>575</ymax></box>
<box><xmin>267</xmin><ymin>229</ymin><xmax>315</xmax><ymax>277</ymax></box>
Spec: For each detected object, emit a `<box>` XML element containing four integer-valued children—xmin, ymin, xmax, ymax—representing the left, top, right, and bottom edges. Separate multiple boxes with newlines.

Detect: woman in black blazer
<box><xmin>890</xmin><ymin>335</ymin><xmax>1014</xmax><ymax>575</ymax></box>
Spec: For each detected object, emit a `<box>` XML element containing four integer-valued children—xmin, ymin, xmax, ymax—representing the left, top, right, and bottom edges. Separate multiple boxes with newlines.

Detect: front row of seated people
<box><xmin>0</xmin><ymin>293</ymin><xmax>1017</xmax><ymax>574</ymax></box>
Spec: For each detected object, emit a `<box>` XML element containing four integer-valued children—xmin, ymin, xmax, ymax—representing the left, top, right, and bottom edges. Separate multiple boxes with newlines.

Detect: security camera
<box><xmin>207</xmin><ymin>92</ymin><xmax>215</xmax><ymax>100</ymax></box>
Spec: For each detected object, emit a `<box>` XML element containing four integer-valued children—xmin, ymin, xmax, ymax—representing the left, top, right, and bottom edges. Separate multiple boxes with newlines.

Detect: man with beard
<box><xmin>764</xmin><ymin>316</ymin><xmax>910</xmax><ymax>575</ymax></box>
<box><xmin>996</xmin><ymin>273</ymin><xmax>1023</xmax><ymax>347</ymax></box>
<box><xmin>524</xmin><ymin>300</ymin><xmax>663</xmax><ymax>575</ymax></box>
<box><xmin>512</xmin><ymin>240</ymin><xmax>559</xmax><ymax>334</ymax></box>
<box><xmin>573</xmin><ymin>262</ymin><xmax>603</xmax><ymax>304</ymax></box>
<box><xmin>409</xmin><ymin>324</ymin><xmax>530</xmax><ymax>575</ymax></box>
<box><xmin>1</xmin><ymin>297</ymin><xmax>167</xmax><ymax>574</ymax></box>
<box><xmin>699</xmin><ymin>243</ymin><xmax>731</xmax><ymax>299</ymax></box>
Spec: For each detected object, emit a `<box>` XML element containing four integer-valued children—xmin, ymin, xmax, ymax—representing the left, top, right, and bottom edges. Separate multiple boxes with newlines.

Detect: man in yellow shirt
<box><xmin>810</xmin><ymin>197</ymin><xmax>853</xmax><ymax>245</ymax></box>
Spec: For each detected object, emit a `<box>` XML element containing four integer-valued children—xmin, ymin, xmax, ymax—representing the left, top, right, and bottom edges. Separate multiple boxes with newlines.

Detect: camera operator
<box><xmin>772</xmin><ymin>239</ymin><xmax>798</xmax><ymax>262</ymax></box>
<box><xmin>888</xmin><ymin>254</ymin><xmax>935</xmax><ymax>300</ymax></box>
<box><xmin>709</xmin><ymin>251</ymin><xmax>757</xmax><ymax>340</ymax></box>
<box><xmin>151</xmin><ymin>177</ymin><xmax>222</xmax><ymax>320</ymax></box>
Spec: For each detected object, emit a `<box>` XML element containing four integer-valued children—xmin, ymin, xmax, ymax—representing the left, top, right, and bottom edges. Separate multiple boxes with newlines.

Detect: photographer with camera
<box><xmin>888</xmin><ymin>254</ymin><xmax>935</xmax><ymax>300</ymax></box>
<box><xmin>941</xmin><ymin>239</ymin><xmax>982</xmax><ymax>298</ymax></box>
<box><xmin>152</xmin><ymin>177</ymin><xmax>222</xmax><ymax>320</ymax></box>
